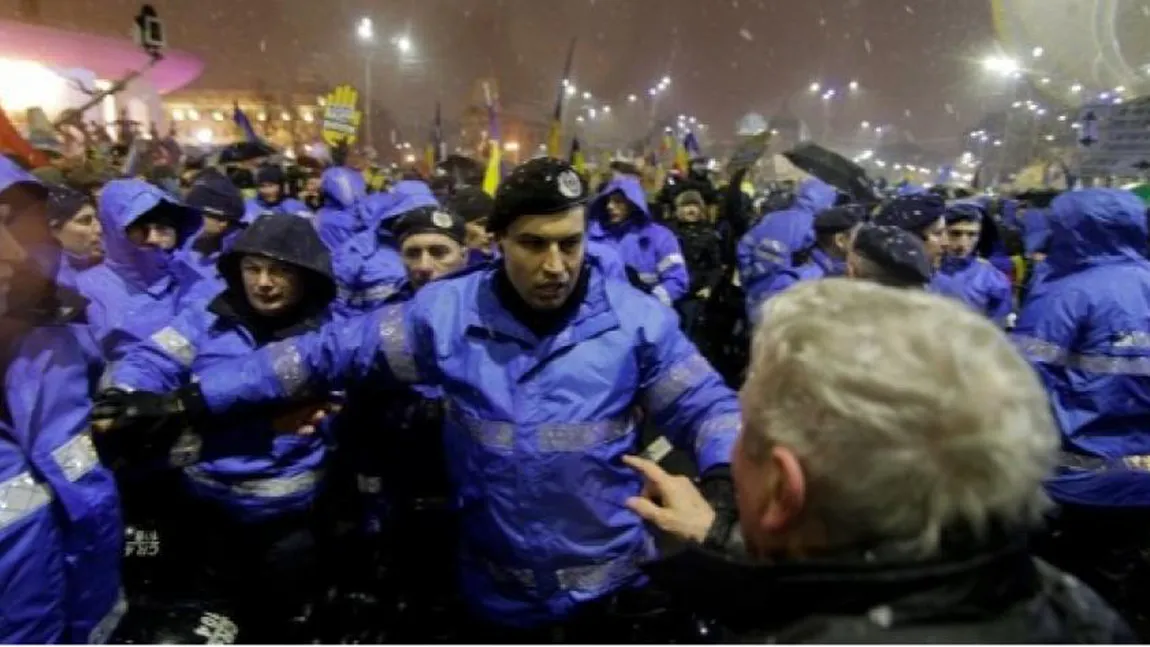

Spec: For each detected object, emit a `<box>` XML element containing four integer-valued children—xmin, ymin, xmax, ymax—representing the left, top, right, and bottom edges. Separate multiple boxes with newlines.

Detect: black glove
<box><xmin>698</xmin><ymin>467</ymin><xmax>738</xmax><ymax>552</ymax></box>
<box><xmin>92</xmin><ymin>384</ymin><xmax>207</xmax><ymax>469</ymax></box>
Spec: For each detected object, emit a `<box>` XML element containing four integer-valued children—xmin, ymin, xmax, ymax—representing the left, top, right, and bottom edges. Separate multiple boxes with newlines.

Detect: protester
<box><xmin>448</xmin><ymin>185</ymin><xmax>497</xmax><ymax>265</ymax></box>
<box><xmin>1011</xmin><ymin>188</ymin><xmax>1150</xmax><ymax>637</ymax></box>
<box><xmin>669</xmin><ymin>189</ymin><xmax>722</xmax><ymax>335</ymax></box>
<box><xmin>628</xmin><ymin>278</ymin><xmax>1133</xmax><ymax>643</ymax></box>
<box><xmin>93</xmin><ymin>157</ymin><xmax>740</xmax><ymax>641</ymax></box>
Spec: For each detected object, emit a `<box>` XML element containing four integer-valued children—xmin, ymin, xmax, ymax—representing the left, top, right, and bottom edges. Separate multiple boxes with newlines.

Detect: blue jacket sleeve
<box><xmin>196</xmin><ymin>301</ymin><xmax>428</xmax><ymax>414</ymax></box>
<box><xmin>637</xmin><ymin>302</ymin><xmax>739</xmax><ymax>471</ymax></box>
<box><xmin>1009</xmin><ymin>284</ymin><xmax>1085</xmax><ymax>395</ymax></box>
<box><xmin>983</xmin><ymin>264</ymin><xmax>1015</xmax><ymax>325</ymax></box>
<box><xmin>650</xmin><ymin>226</ymin><xmax>690</xmax><ymax>305</ymax></box>
<box><xmin>107</xmin><ymin>309</ymin><xmax>202</xmax><ymax>393</ymax></box>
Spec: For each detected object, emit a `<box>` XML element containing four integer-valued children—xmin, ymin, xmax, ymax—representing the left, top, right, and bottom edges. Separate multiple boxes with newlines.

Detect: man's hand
<box><xmin>623</xmin><ymin>455</ymin><xmax>716</xmax><ymax>544</ymax></box>
<box><xmin>272</xmin><ymin>399</ymin><xmax>343</xmax><ymax>435</ymax></box>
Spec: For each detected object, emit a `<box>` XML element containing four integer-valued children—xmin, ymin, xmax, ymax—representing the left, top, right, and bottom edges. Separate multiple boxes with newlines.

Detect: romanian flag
<box><xmin>546</xmin><ymin>39</ymin><xmax>578</xmax><ymax>158</ymax></box>
<box><xmin>0</xmin><ymin>105</ymin><xmax>48</xmax><ymax>168</ymax></box>
<box><xmin>424</xmin><ymin>101</ymin><xmax>444</xmax><ymax>176</ymax></box>
<box><xmin>674</xmin><ymin>136</ymin><xmax>689</xmax><ymax>173</ymax></box>
<box><xmin>568</xmin><ymin>137</ymin><xmax>586</xmax><ymax>174</ymax></box>
<box><xmin>482</xmin><ymin>83</ymin><xmax>501</xmax><ymax>196</ymax></box>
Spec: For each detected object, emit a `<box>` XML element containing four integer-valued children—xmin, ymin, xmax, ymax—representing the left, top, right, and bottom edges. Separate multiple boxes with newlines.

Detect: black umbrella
<box><xmin>216</xmin><ymin>140</ymin><xmax>277</xmax><ymax>164</ymax></box>
<box><xmin>782</xmin><ymin>142</ymin><xmax>878</xmax><ymax>203</ymax></box>
<box><xmin>436</xmin><ymin>154</ymin><xmax>485</xmax><ymax>187</ymax></box>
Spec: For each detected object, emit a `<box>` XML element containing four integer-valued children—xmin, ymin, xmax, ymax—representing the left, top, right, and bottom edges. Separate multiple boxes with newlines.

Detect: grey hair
<box><xmin>740</xmin><ymin>278</ymin><xmax>1057</xmax><ymax>555</ymax></box>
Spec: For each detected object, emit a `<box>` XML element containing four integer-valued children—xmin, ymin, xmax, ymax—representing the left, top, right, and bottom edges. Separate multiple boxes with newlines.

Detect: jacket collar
<box><xmin>644</xmin><ymin>525</ymin><xmax>1040</xmax><ymax>636</ymax></box>
<box><xmin>207</xmin><ymin>290</ymin><xmax>325</xmax><ymax>344</ymax></box>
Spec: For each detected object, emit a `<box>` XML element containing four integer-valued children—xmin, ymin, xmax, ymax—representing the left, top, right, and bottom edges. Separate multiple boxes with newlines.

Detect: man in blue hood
<box><xmin>587</xmin><ymin>176</ymin><xmax>689</xmax><ymax>306</ymax></box>
<box><xmin>315</xmin><ymin>166</ymin><xmax>367</xmax><ymax>251</ymax></box>
<box><xmin>737</xmin><ymin>176</ymin><xmax>837</xmax><ymax>319</ymax></box>
<box><xmin>332</xmin><ymin>184</ymin><xmax>437</xmax><ymax>317</ymax></box>
<box><xmin>178</xmin><ymin>168</ymin><xmax>249</xmax><ymax>293</ymax></box>
<box><xmin>1011</xmin><ymin>187</ymin><xmax>1150</xmax><ymax>637</ymax></box>
<box><xmin>939</xmin><ymin>201</ymin><xmax>1013</xmax><ymax>325</ymax></box>
<box><xmin>0</xmin><ymin>156</ymin><xmax>125</xmax><ymax>643</ymax></box>
<box><xmin>247</xmin><ymin>164</ymin><xmax>310</xmax><ymax>219</ymax></box>
<box><xmin>76</xmin><ymin>178</ymin><xmax>203</xmax><ymax>364</ymax></box>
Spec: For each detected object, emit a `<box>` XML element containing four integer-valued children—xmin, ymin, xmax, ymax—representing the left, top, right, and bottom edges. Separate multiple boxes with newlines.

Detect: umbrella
<box><xmin>782</xmin><ymin>142</ymin><xmax>878</xmax><ymax>202</ymax></box>
<box><xmin>216</xmin><ymin>140</ymin><xmax>277</xmax><ymax>164</ymax></box>
<box><xmin>436</xmin><ymin>154</ymin><xmax>484</xmax><ymax>187</ymax></box>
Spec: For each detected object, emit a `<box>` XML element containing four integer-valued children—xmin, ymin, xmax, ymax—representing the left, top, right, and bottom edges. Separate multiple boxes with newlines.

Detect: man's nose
<box><xmin>541</xmin><ymin>245</ymin><xmax>565</xmax><ymax>274</ymax></box>
<box><xmin>144</xmin><ymin>226</ymin><xmax>165</xmax><ymax>246</ymax></box>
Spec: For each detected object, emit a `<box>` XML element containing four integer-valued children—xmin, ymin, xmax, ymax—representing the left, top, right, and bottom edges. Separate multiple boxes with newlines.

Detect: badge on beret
<box><xmin>431</xmin><ymin>210</ymin><xmax>453</xmax><ymax>229</ymax></box>
<box><xmin>557</xmin><ymin>170</ymin><xmax>582</xmax><ymax>199</ymax></box>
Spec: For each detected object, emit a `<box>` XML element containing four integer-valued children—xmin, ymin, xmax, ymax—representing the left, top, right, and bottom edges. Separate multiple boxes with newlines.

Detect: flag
<box><xmin>232</xmin><ymin>102</ymin><xmax>260</xmax><ymax>143</ymax></box>
<box><xmin>569</xmin><ymin>137</ymin><xmax>586</xmax><ymax>174</ymax></box>
<box><xmin>934</xmin><ymin>164</ymin><xmax>953</xmax><ymax>186</ymax></box>
<box><xmin>674</xmin><ymin>134</ymin><xmax>690</xmax><ymax>173</ymax></box>
<box><xmin>424</xmin><ymin>101</ymin><xmax>445</xmax><ymax>175</ymax></box>
<box><xmin>546</xmin><ymin>38</ymin><xmax>578</xmax><ymax>158</ymax></box>
<box><xmin>683</xmin><ymin>131</ymin><xmax>701</xmax><ymax>159</ymax></box>
<box><xmin>0</xmin><ymin>105</ymin><xmax>48</xmax><ymax>168</ymax></box>
<box><xmin>482</xmin><ymin>83</ymin><xmax>502</xmax><ymax>196</ymax></box>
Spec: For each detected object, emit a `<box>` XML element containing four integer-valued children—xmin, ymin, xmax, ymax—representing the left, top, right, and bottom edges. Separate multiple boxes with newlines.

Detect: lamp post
<box><xmin>357</xmin><ymin>17</ymin><xmax>375</xmax><ymax>148</ymax></box>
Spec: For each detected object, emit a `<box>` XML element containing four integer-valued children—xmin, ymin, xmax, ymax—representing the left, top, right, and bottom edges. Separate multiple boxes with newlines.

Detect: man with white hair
<box><xmin>626</xmin><ymin>279</ymin><xmax>1132</xmax><ymax>643</ymax></box>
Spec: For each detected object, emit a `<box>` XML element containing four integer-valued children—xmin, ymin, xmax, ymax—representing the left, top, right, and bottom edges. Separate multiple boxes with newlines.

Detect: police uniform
<box><xmin>99</xmin><ymin>158</ymin><xmax>741</xmax><ymax>641</ymax></box>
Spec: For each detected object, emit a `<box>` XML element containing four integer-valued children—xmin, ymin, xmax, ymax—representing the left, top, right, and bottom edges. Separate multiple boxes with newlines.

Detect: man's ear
<box><xmin>760</xmin><ymin>445</ymin><xmax>806</xmax><ymax>534</ymax></box>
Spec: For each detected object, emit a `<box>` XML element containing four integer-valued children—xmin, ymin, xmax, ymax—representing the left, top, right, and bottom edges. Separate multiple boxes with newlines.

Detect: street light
<box><xmin>357</xmin><ymin>17</ymin><xmax>374</xmax><ymax>41</ymax></box>
<box><xmin>395</xmin><ymin>35</ymin><xmax>412</xmax><ymax>54</ymax></box>
<box><xmin>582</xmin><ymin>91</ymin><xmax>591</xmax><ymax>100</ymax></box>
<box><xmin>860</xmin><ymin>120</ymin><xmax>870</xmax><ymax>129</ymax></box>
<box><xmin>627</xmin><ymin>94</ymin><xmax>637</xmax><ymax>103</ymax></box>
<box><xmin>809</xmin><ymin>82</ymin><xmax>820</xmax><ymax>93</ymax></box>
<box><xmin>504</xmin><ymin>141</ymin><xmax>520</xmax><ymax>152</ymax></box>
<box><xmin>982</xmin><ymin>55</ymin><xmax>1020</xmax><ymax>77</ymax></box>
<box><xmin>849</xmin><ymin>80</ymin><xmax>859</xmax><ymax>91</ymax></box>
<box><xmin>1070</xmin><ymin>83</ymin><xmax>1083</xmax><ymax>94</ymax></box>
<box><xmin>1032</xmin><ymin>46</ymin><xmax>1044</xmax><ymax>58</ymax></box>
<box><xmin>661</xmin><ymin>76</ymin><xmax>671</xmax><ymax>86</ymax></box>
<box><xmin>565</xmin><ymin>85</ymin><xmax>576</xmax><ymax>97</ymax></box>
<box><xmin>602</xmin><ymin>105</ymin><xmax>611</xmax><ymax>114</ymax></box>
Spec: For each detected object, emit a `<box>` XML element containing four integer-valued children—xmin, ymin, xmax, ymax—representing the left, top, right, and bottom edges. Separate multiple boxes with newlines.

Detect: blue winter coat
<box><xmin>939</xmin><ymin>255</ymin><xmax>1013</xmax><ymax>324</ymax></box>
<box><xmin>0</xmin><ymin>160</ymin><xmax>125</xmax><ymax>643</ymax></box>
<box><xmin>588</xmin><ymin>177</ymin><xmax>689</xmax><ymax>306</ymax></box>
<box><xmin>315</xmin><ymin>167</ymin><xmax>367</xmax><ymax>251</ymax></box>
<box><xmin>332</xmin><ymin>188</ymin><xmax>438</xmax><ymax>317</ymax></box>
<box><xmin>76</xmin><ymin>179</ymin><xmax>203</xmax><ymax>364</ymax></box>
<box><xmin>192</xmin><ymin>259</ymin><xmax>740</xmax><ymax>627</ymax></box>
<box><xmin>244</xmin><ymin>195</ymin><xmax>311</xmax><ymax>219</ymax></box>
<box><xmin>737</xmin><ymin>178</ymin><xmax>837</xmax><ymax>316</ymax></box>
<box><xmin>769</xmin><ymin>247</ymin><xmax>846</xmax><ymax>297</ymax></box>
<box><xmin>1010</xmin><ymin>189</ymin><xmax>1150</xmax><ymax>507</ymax></box>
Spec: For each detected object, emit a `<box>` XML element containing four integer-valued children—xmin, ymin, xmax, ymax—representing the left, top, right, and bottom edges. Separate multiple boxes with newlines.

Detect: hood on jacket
<box><xmin>364</xmin><ymin>180</ymin><xmax>439</xmax><ymax>231</ymax></box>
<box><xmin>321</xmin><ymin>166</ymin><xmax>366</xmax><ymax>210</ymax></box>
<box><xmin>97</xmin><ymin>179</ymin><xmax>201</xmax><ymax>289</ymax></box>
<box><xmin>0</xmin><ymin>155</ymin><xmax>48</xmax><ymax>204</ymax></box>
<box><xmin>588</xmin><ymin>176</ymin><xmax>651</xmax><ymax>224</ymax></box>
<box><xmin>1021</xmin><ymin>207</ymin><xmax>1052</xmax><ymax>256</ymax></box>
<box><xmin>792</xmin><ymin>177</ymin><xmax>838</xmax><ymax>214</ymax></box>
<box><xmin>1046</xmin><ymin>188</ymin><xmax>1148</xmax><ymax>273</ymax></box>
<box><xmin>217</xmin><ymin>213</ymin><xmax>337</xmax><ymax>322</ymax></box>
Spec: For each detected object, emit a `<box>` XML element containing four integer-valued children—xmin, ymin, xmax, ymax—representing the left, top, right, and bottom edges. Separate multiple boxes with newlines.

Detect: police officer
<box><xmin>96</xmin><ymin>157</ymin><xmax>741</xmax><ymax>641</ymax></box>
<box><xmin>846</xmin><ymin>224</ymin><xmax>934</xmax><ymax>290</ymax></box>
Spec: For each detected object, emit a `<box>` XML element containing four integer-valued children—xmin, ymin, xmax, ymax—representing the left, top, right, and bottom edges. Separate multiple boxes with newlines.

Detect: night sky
<box><xmin>3</xmin><ymin>0</ymin><xmax>999</xmax><ymax>152</ymax></box>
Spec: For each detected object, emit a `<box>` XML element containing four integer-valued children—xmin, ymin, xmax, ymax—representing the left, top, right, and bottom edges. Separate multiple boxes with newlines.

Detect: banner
<box><xmin>321</xmin><ymin>85</ymin><xmax>363</xmax><ymax>147</ymax></box>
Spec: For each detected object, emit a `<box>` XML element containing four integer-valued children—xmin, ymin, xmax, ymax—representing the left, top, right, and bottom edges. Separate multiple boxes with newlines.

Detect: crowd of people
<box><xmin>1</xmin><ymin>138</ymin><xmax>1149</xmax><ymax>643</ymax></box>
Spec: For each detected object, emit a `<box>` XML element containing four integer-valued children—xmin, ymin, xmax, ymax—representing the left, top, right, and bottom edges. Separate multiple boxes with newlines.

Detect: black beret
<box><xmin>944</xmin><ymin>201</ymin><xmax>984</xmax><ymax>224</ymax></box>
<box><xmin>45</xmin><ymin>185</ymin><xmax>91</xmax><ymax>228</ymax></box>
<box><xmin>255</xmin><ymin>164</ymin><xmax>285</xmax><ymax>186</ymax></box>
<box><xmin>392</xmin><ymin>205</ymin><xmax>466</xmax><ymax>245</ymax></box>
<box><xmin>813</xmin><ymin>205</ymin><xmax>863</xmax><ymax>234</ymax></box>
<box><xmin>488</xmin><ymin>157</ymin><xmax>588</xmax><ymax>233</ymax></box>
<box><xmin>852</xmin><ymin>224</ymin><xmax>932</xmax><ymax>286</ymax></box>
<box><xmin>873</xmin><ymin>194</ymin><xmax>946</xmax><ymax>233</ymax></box>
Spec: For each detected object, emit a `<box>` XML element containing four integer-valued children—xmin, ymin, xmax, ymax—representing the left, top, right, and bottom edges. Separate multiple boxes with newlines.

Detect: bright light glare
<box><xmin>356</xmin><ymin>18</ymin><xmax>374</xmax><ymax>41</ymax></box>
<box><xmin>504</xmin><ymin>141</ymin><xmax>520</xmax><ymax>152</ymax></box>
<box><xmin>565</xmin><ymin>85</ymin><xmax>576</xmax><ymax>96</ymax></box>
<box><xmin>1032</xmin><ymin>46</ymin><xmax>1044</xmax><ymax>58</ymax></box>
<box><xmin>582</xmin><ymin>91</ymin><xmax>591</xmax><ymax>100</ymax></box>
<box><xmin>194</xmin><ymin>128</ymin><xmax>213</xmax><ymax>144</ymax></box>
<box><xmin>403</xmin><ymin>153</ymin><xmax>416</xmax><ymax>163</ymax></box>
<box><xmin>860</xmin><ymin>120</ymin><xmax>870</xmax><ymax>129</ymax></box>
<box><xmin>1070</xmin><ymin>83</ymin><xmax>1083</xmax><ymax>94</ymax></box>
<box><xmin>395</xmin><ymin>36</ymin><xmax>412</xmax><ymax>53</ymax></box>
<box><xmin>603</xmin><ymin>105</ymin><xmax>611</xmax><ymax>114</ymax></box>
<box><xmin>981</xmin><ymin>55</ymin><xmax>1020</xmax><ymax>76</ymax></box>
<box><xmin>849</xmin><ymin>80</ymin><xmax>859</xmax><ymax>91</ymax></box>
<box><xmin>0</xmin><ymin>58</ymin><xmax>70</xmax><ymax>115</ymax></box>
<box><xmin>628</xmin><ymin>94</ymin><xmax>637</xmax><ymax>103</ymax></box>
<box><xmin>661</xmin><ymin>76</ymin><xmax>671</xmax><ymax>86</ymax></box>
<box><xmin>809</xmin><ymin>82</ymin><xmax>820</xmax><ymax>93</ymax></box>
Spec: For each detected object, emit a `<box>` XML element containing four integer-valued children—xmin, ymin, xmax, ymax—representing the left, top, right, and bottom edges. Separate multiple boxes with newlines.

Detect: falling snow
<box><xmin>739</xmin><ymin>28</ymin><xmax>753</xmax><ymax>41</ymax></box>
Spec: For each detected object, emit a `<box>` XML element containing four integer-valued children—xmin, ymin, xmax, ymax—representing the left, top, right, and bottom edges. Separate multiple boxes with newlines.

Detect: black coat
<box><xmin>670</xmin><ymin>221</ymin><xmax>724</xmax><ymax>296</ymax></box>
<box><xmin>645</xmin><ymin>533</ymin><xmax>1134</xmax><ymax>643</ymax></box>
